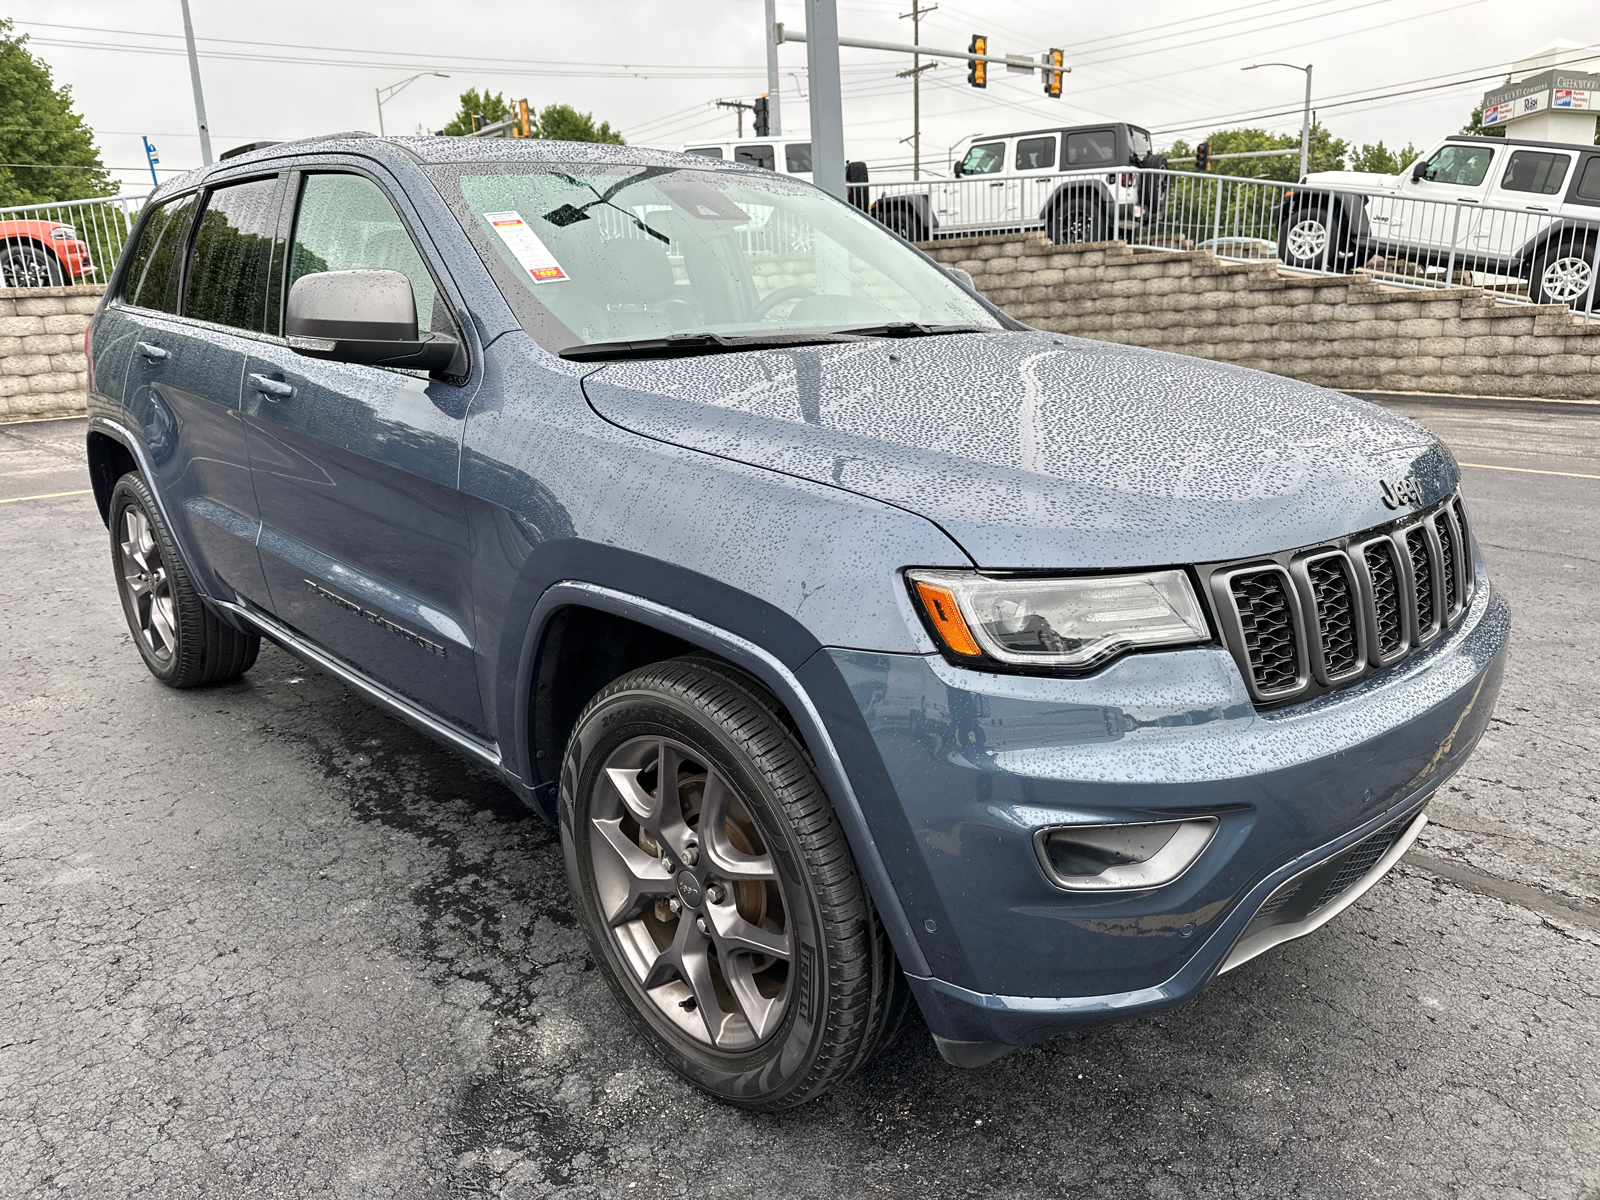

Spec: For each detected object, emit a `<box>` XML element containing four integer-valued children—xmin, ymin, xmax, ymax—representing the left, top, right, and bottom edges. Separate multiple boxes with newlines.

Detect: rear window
<box><xmin>1015</xmin><ymin>136</ymin><xmax>1056</xmax><ymax>171</ymax></box>
<box><xmin>1064</xmin><ymin>130</ymin><xmax>1116</xmax><ymax>167</ymax></box>
<box><xmin>1499</xmin><ymin>150</ymin><xmax>1571</xmax><ymax>195</ymax></box>
<box><xmin>1578</xmin><ymin>157</ymin><xmax>1600</xmax><ymax>203</ymax></box>
<box><xmin>183</xmin><ymin>177</ymin><xmax>281</xmax><ymax>333</ymax></box>
<box><xmin>1128</xmin><ymin>127</ymin><xmax>1153</xmax><ymax>161</ymax></box>
<box><xmin>735</xmin><ymin>144</ymin><xmax>775</xmax><ymax>171</ymax></box>
<box><xmin>121</xmin><ymin>193</ymin><xmax>198</xmax><ymax>313</ymax></box>
<box><xmin>785</xmin><ymin>143</ymin><xmax>812</xmax><ymax>173</ymax></box>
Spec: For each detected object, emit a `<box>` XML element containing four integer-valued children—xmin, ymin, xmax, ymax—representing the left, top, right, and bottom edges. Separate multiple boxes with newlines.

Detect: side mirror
<box><xmin>1411</xmin><ymin>160</ymin><xmax>1429</xmax><ymax>183</ymax></box>
<box><xmin>953</xmin><ymin>161</ymin><xmax>965</xmax><ymax>177</ymax></box>
<box><xmin>286</xmin><ymin>269</ymin><xmax>458</xmax><ymax>372</ymax></box>
<box><xmin>944</xmin><ymin>266</ymin><xmax>976</xmax><ymax>291</ymax></box>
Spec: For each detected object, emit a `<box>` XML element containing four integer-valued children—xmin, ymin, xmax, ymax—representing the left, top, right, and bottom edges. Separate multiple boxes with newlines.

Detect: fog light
<box><xmin>1033</xmin><ymin>817</ymin><xmax>1217</xmax><ymax>891</ymax></box>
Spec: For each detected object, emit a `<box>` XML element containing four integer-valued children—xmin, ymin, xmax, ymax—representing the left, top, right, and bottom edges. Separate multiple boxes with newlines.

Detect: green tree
<box><xmin>0</xmin><ymin>19</ymin><xmax>114</xmax><ymax>205</ymax></box>
<box><xmin>535</xmin><ymin>103</ymin><xmax>624</xmax><ymax>145</ymax></box>
<box><xmin>1348</xmin><ymin>140</ymin><xmax>1421</xmax><ymax>174</ymax></box>
<box><xmin>438</xmin><ymin>90</ymin><xmax>625</xmax><ymax>143</ymax></box>
<box><xmin>1169</xmin><ymin>123</ymin><xmax>1346</xmax><ymax>179</ymax></box>
<box><xmin>439</xmin><ymin>88</ymin><xmax>513</xmax><ymax>136</ymax></box>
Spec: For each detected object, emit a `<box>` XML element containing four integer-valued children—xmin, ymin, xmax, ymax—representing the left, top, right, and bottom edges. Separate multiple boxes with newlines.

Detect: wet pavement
<box><xmin>1</xmin><ymin>403</ymin><xmax>1596</xmax><ymax>1200</ymax></box>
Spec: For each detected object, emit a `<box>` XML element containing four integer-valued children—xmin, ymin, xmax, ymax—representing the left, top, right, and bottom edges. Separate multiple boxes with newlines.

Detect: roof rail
<box><xmin>219</xmin><ymin>140</ymin><xmax>281</xmax><ymax>161</ymax></box>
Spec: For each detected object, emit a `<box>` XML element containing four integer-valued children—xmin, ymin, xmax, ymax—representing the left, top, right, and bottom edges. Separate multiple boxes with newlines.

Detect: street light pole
<box><xmin>177</xmin><ymin>0</ymin><xmax>212</xmax><ymax>166</ymax></box>
<box><xmin>805</xmin><ymin>0</ymin><xmax>846</xmax><ymax>199</ymax></box>
<box><xmin>1242</xmin><ymin>62</ymin><xmax>1313</xmax><ymax>180</ymax></box>
<box><xmin>376</xmin><ymin>72</ymin><xmax>451</xmax><ymax>137</ymax></box>
<box><xmin>764</xmin><ymin>0</ymin><xmax>783</xmax><ymax>137</ymax></box>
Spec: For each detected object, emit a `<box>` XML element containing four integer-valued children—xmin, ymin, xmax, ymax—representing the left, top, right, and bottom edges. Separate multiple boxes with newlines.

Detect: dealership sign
<box><xmin>1482</xmin><ymin>69</ymin><xmax>1600</xmax><ymax>126</ymax></box>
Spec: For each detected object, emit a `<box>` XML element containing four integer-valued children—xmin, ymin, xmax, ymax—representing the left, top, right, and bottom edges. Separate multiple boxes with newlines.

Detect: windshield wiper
<box><xmin>560</xmin><ymin>331</ymin><xmax>868</xmax><ymax>362</ymax></box>
<box><xmin>829</xmin><ymin>322</ymin><xmax>991</xmax><ymax>339</ymax></box>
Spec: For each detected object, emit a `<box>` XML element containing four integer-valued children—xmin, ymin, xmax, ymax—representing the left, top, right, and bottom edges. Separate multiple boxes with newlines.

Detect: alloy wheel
<box><xmin>117</xmin><ymin>505</ymin><xmax>176</xmax><ymax>662</ymax></box>
<box><xmin>587</xmin><ymin>734</ymin><xmax>792</xmax><ymax>1051</ymax></box>
<box><xmin>1286</xmin><ymin>218</ymin><xmax>1328</xmax><ymax>262</ymax></box>
<box><xmin>1539</xmin><ymin>255</ymin><xmax>1592</xmax><ymax>305</ymax></box>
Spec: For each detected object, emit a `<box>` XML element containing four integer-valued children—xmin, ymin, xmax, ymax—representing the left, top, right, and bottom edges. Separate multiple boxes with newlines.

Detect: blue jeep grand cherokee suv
<box><xmin>84</xmin><ymin>135</ymin><xmax>1509</xmax><ymax>1108</ymax></box>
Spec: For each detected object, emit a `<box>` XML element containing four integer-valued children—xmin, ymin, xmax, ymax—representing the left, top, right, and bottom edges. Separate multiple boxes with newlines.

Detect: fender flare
<box><xmin>1512</xmin><ymin>216</ymin><xmax>1600</xmax><ymax>273</ymax></box>
<box><xmin>869</xmin><ymin>192</ymin><xmax>934</xmax><ymax>235</ymax></box>
<box><xmin>511</xmin><ymin>578</ymin><xmax>935</xmax><ymax>978</ymax></box>
<box><xmin>1040</xmin><ymin>177</ymin><xmax>1114</xmax><ymax>224</ymax></box>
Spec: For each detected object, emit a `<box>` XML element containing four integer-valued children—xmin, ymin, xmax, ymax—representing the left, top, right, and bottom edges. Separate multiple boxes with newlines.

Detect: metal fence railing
<box><xmin>861</xmin><ymin>168</ymin><xmax>1600</xmax><ymax>320</ymax></box>
<box><xmin>0</xmin><ymin>193</ymin><xmax>148</xmax><ymax>289</ymax></box>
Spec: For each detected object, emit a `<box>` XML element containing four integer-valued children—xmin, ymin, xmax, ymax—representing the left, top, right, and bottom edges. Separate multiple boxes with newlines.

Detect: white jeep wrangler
<box><xmin>1280</xmin><ymin>133</ymin><xmax>1600</xmax><ymax>305</ymax></box>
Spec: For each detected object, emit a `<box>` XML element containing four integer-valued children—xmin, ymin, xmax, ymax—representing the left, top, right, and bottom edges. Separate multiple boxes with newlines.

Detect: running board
<box><xmin>217</xmin><ymin>597</ymin><xmax>503</xmax><ymax>773</ymax></box>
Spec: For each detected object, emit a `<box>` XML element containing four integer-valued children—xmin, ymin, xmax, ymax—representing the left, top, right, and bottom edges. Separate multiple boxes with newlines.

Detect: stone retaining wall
<box><xmin>0</xmin><ymin>284</ymin><xmax>102</xmax><ymax>422</ymax></box>
<box><xmin>921</xmin><ymin>233</ymin><xmax>1600</xmax><ymax>402</ymax></box>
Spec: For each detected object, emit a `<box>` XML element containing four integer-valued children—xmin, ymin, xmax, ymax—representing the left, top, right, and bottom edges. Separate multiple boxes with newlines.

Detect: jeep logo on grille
<box><xmin>1380</xmin><ymin>475</ymin><xmax>1425</xmax><ymax>510</ymax></box>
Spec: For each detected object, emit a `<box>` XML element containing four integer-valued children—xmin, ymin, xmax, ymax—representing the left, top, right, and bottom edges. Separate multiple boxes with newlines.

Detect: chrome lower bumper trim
<box><xmin>1219</xmin><ymin>809</ymin><xmax>1428</xmax><ymax>974</ymax></box>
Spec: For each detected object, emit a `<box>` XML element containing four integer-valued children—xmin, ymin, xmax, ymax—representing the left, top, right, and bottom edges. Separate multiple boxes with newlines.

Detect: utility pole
<box><xmin>715</xmin><ymin>99</ymin><xmax>755</xmax><ymax>138</ymax></box>
<box><xmin>764</xmin><ymin>0</ymin><xmax>783</xmax><ymax>136</ymax></box>
<box><xmin>1242</xmin><ymin>61</ymin><xmax>1313</xmax><ymax>180</ymax></box>
<box><xmin>178</xmin><ymin>0</ymin><xmax>212</xmax><ymax>165</ymax></box>
<box><xmin>897</xmin><ymin>1</ymin><xmax>937</xmax><ymax>181</ymax></box>
<box><xmin>805</xmin><ymin>0</ymin><xmax>846</xmax><ymax>199</ymax></box>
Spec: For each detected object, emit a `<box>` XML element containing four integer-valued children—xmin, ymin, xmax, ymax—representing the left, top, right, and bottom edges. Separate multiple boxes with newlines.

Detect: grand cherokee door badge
<box><xmin>304</xmin><ymin>579</ymin><xmax>447</xmax><ymax>657</ymax></box>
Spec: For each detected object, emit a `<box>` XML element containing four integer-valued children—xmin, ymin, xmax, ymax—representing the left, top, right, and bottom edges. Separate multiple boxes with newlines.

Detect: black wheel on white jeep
<box><xmin>1528</xmin><ymin>234</ymin><xmax>1596</xmax><ymax>307</ymax></box>
<box><xmin>1047</xmin><ymin>198</ymin><xmax>1099</xmax><ymax>245</ymax></box>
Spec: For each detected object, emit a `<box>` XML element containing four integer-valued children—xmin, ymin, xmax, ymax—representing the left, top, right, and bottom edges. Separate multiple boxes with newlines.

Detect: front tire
<box><xmin>108</xmin><ymin>473</ymin><xmax>260</xmax><ymax>687</ymax></box>
<box><xmin>560</xmin><ymin>657</ymin><xmax>908</xmax><ymax>1110</ymax></box>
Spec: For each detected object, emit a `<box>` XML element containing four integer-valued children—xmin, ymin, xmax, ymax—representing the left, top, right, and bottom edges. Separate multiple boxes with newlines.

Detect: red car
<box><xmin>0</xmin><ymin>218</ymin><xmax>95</xmax><ymax>287</ymax></box>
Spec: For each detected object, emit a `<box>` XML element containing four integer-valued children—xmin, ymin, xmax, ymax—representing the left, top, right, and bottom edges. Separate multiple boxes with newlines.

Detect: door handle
<box><xmin>247</xmin><ymin>373</ymin><xmax>294</xmax><ymax>400</ymax></box>
<box><xmin>989</xmin><ymin>181</ymin><xmax>1006</xmax><ymax>187</ymax></box>
<box><xmin>134</xmin><ymin>341</ymin><xmax>168</xmax><ymax>361</ymax></box>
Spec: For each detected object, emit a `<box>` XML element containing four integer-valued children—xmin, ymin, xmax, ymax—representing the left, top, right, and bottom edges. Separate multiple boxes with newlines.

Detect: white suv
<box><xmin>1282</xmin><ymin>134</ymin><xmax>1600</xmax><ymax>304</ymax></box>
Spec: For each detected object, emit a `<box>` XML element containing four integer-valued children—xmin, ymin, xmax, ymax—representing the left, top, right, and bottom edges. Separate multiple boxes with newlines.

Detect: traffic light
<box><xmin>754</xmin><ymin>95</ymin><xmax>770</xmax><ymax>137</ymax></box>
<box><xmin>515</xmin><ymin>99</ymin><xmax>532</xmax><ymax>138</ymax></box>
<box><xmin>1196</xmin><ymin>140</ymin><xmax>1210</xmax><ymax>172</ymax></box>
<box><xmin>1042</xmin><ymin>48</ymin><xmax>1063</xmax><ymax>98</ymax></box>
<box><xmin>967</xmin><ymin>35</ymin><xmax>987</xmax><ymax>88</ymax></box>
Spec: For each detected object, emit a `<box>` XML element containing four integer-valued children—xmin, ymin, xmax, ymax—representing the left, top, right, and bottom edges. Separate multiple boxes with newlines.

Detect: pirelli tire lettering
<box><xmin>303</xmin><ymin>579</ymin><xmax>447</xmax><ymax>657</ymax></box>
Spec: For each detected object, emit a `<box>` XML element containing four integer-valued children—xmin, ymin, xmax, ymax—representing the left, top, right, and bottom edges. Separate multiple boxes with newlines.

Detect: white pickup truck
<box><xmin>1281</xmin><ymin>133</ymin><xmax>1600</xmax><ymax>304</ymax></box>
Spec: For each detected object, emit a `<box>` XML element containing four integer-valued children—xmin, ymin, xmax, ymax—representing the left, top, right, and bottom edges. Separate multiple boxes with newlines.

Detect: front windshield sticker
<box><xmin>484</xmin><ymin>211</ymin><xmax>569</xmax><ymax>283</ymax></box>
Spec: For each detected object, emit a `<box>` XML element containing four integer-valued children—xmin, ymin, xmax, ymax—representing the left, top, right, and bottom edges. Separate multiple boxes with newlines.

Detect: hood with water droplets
<box><xmin>582</xmin><ymin>330</ymin><xmax>1455</xmax><ymax>569</ymax></box>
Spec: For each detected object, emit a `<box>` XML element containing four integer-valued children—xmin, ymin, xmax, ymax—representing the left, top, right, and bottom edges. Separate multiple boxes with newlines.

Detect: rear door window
<box><xmin>1015</xmin><ymin>136</ymin><xmax>1056</xmax><ymax>171</ymax></box>
<box><xmin>1064</xmin><ymin>130</ymin><xmax>1117</xmax><ymax>168</ymax></box>
<box><xmin>785</xmin><ymin>143</ymin><xmax>812</xmax><ymax>173</ymax></box>
<box><xmin>958</xmin><ymin>142</ymin><xmax>1006</xmax><ymax>175</ymax></box>
<box><xmin>121</xmin><ymin>193</ymin><xmax>199</xmax><ymax>314</ymax></box>
<box><xmin>1498</xmin><ymin>150</ymin><xmax>1571</xmax><ymax>195</ymax></box>
<box><xmin>182</xmin><ymin>177</ymin><xmax>282</xmax><ymax>333</ymax></box>
<box><xmin>735</xmin><ymin>144</ymin><xmax>776</xmax><ymax>170</ymax></box>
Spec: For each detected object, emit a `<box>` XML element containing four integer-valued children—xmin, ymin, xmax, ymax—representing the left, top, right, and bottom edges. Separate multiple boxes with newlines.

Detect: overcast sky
<box><xmin>13</xmin><ymin>0</ymin><xmax>1597</xmax><ymax>195</ymax></box>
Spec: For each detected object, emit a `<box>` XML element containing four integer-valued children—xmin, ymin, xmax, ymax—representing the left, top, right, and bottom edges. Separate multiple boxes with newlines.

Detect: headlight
<box><xmin>908</xmin><ymin>568</ymin><xmax>1210</xmax><ymax>673</ymax></box>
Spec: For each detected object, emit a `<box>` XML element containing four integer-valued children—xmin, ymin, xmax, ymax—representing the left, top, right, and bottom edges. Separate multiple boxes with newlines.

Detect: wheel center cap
<box><xmin>675</xmin><ymin>871</ymin><xmax>703</xmax><ymax>910</ymax></box>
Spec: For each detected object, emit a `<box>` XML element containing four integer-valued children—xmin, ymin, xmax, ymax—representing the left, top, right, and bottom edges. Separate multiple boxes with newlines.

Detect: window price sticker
<box><xmin>483</xmin><ymin>211</ymin><xmax>569</xmax><ymax>283</ymax></box>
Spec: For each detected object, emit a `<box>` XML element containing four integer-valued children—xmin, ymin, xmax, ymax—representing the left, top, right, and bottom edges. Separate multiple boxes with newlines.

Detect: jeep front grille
<box><xmin>1208</xmin><ymin>492</ymin><xmax>1475</xmax><ymax>707</ymax></box>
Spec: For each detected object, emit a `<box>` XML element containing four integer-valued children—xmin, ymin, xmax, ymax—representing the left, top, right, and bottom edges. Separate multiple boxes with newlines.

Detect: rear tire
<box><xmin>1277</xmin><ymin>202</ymin><xmax>1351</xmax><ymax>272</ymax></box>
<box><xmin>560</xmin><ymin>656</ymin><xmax>907</xmax><ymax>1109</ymax></box>
<box><xmin>1528</xmin><ymin>234</ymin><xmax>1596</xmax><ymax>307</ymax></box>
<box><xmin>108</xmin><ymin>473</ymin><xmax>260</xmax><ymax>687</ymax></box>
<box><xmin>1046</xmin><ymin>198</ymin><xmax>1100</xmax><ymax>245</ymax></box>
<box><xmin>877</xmin><ymin>203</ymin><xmax>926</xmax><ymax>243</ymax></box>
<box><xmin>0</xmin><ymin>242</ymin><xmax>64</xmax><ymax>288</ymax></box>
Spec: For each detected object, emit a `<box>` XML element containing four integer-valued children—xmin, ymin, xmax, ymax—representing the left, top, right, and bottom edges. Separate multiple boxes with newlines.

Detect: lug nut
<box><xmin>668</xmin><ymin>897</ymin><xmax>682</xmax><ymax>915</ymax></box>
<box><xmin>682</xmin><ymin>843</ymin><xmax>699</xmax><ymax>866</ymax></box>
<box><xmin>706</xmin><ymin>884</ymin><xmax>726</xmax><ymax>904</ymax></box>
<box><xmin>696</xmin><ymin>916</ymin><xmax>709</xmax><ymax>935</ymax></box>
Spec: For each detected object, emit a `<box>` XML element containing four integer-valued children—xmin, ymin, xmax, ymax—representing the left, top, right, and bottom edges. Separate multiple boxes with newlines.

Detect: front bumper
<box><xmin>822</xmin><ymin>568</ymin><xmax>1509</xmax><ymax>1050</ymax></box>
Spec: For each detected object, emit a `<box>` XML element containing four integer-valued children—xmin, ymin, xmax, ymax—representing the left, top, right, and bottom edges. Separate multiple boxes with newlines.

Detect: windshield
<box><xmin>429</xmin><ymin>163</ymin><xmax>1000</xmax><ymax>352</ymax></box>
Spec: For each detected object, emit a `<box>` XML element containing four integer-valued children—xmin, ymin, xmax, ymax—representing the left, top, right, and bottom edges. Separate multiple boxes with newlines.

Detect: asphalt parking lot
<box><xmin>2</xmin><ymin>396</ymin><xmax>1597</xmax><ymax>1200</ymax></box>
